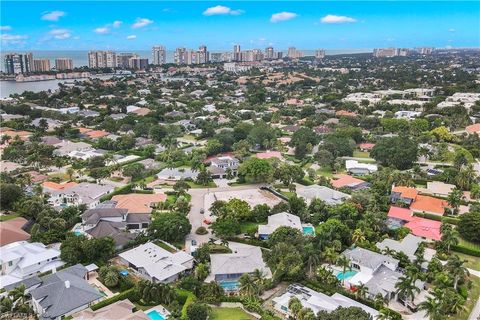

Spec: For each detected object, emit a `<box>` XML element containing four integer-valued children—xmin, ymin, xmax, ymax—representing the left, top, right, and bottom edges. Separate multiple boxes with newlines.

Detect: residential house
<box><xmin>111</xmin><ymin>193</ymin><xmax>167</xmax><ymax>214</ymax></box>
<box><xmin>206</xmin><ymin>242</ymin><xmax>272</xmax><ymax>290</ymax></box>
<box><xmin>358</xmin><ymin>143</ymin><xmax>375</xmax><ymax>152</ymax></box>
<box><xmin>0</xmin><ymin>241</ymin><xmax>64</xmax><ymax>289</ymax></box>
<box><xmin>342</xmin><ymin>247</ymin><xmax>423</xmax><ymax>301</ymax></box>
<box><xmin>390</xmin><ymin>186</ymin><xmax>449</xmax><ymax>215</ymax></box>
<box><xmin>30</xmin><ymin>264</ymin><xmax>103</xmax><ymax>320</ymax></box>
<box><xmin>73</xmin><ymin>299</ymin><xmax>149</xmax><ymax>320</ymax></box>
<box><xmin>53</xmin><ymin>141</ymin><xmax>93</xmax><ymax>157</ymax></box>
<box><xmin>46</xmin><ymin>182</ymin><xmax>114</xmax><ymax>209</ymax></box>
<box><xmin>157</xmin><ymin>168</ymin><xmax>199</xmax><ymax>181</ymax></box>
<box><xmin>273</xmin><ymin>284</ymin><xmax>379</xmax><ymax>318</ymax></box>
<box><xmin>257</xmin><ymin>212</ymin><xmax>302</xmax><ymax>240</ymax></box>
<box><xmin>0</xmin><ymin>217</ymin><xmax>30</xmax><ymax>246</ymax></box>
<box><xmin>297</xmin><ymin>185</ymin><xmax>350</xmax><ymax>205</ymax></box>
<box><xmin>208</xmin><ymin>155</ymin><xmax>240</xmax><ymax>178</ymax></box>
<box><xmin>376</xmin><ymin>234</ymin><xmax>425</xmax><ymax>262</ymax></box>
<box><xmin>80</xmin><ymin>208</ymin><xmax>146</xmax><ymax>249</ymax></box>
<box><xmin>330</xmin><ymin>174</ymin><xmax>370</xmax><ymax>190</ymax></box>
<box><xmin>118</xmin><ymin>242</ymin><xmax>194</xmax><ymax>284</ymax></box>
<box><xmin>387</xmin><ymin>206</ymin><xmax>441</xmax><ymax>241</ymax></box>
<box><xmin>345</xmin><ymin>160</ymin><xmax>378</xmax><ymax>175</ymax></box>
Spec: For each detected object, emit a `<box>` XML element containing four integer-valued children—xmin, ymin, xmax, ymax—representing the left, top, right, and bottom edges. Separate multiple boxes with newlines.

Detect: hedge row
<box><xmin>178</xmin><ymin>289</ymin><xmax>196</xmax><ymax>320</ymax></box>
<box><xmin>90</xmin><ymin>288</ymin><xmax>138</xmax><ymax>311</ymax></box>
<box><xmin>413</xmin><ymin>212</ymin><xmax>460</xmax><ymax>225</ymax></box>
<box><xmin>452</xmin><ymin>245</ymin><xmax>480</xmax><ymax>257</ymax></box>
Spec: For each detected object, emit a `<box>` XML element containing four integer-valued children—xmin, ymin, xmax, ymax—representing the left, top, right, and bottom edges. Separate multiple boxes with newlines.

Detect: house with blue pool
<box><xmin>205</xmin><ymin>242</ymin><xmax>272</xmax><ymax>292</ymax></box>
<box><xmin>257</xmin><ymin>212</ymin><xmax>315</xmax><ymax>240</ymax></box>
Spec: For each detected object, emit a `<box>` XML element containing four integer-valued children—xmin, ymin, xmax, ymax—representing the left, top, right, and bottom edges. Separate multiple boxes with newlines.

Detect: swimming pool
<box><xmin>302</xmin><ymin>226</ymin><xmax>315</xmax><ymax>236</ymax></box>
<box><xmin>219</xmin><ymin>281</ymin><xmax>239</xmax><ymax>291</ymax></box>
<box><xmin>74</xmin><ymin>230</ymin><xmax>82</xmax><ymax>236</ymax></box>
<box><xmin>336</xmin><ymin>270</ymin><xmax>358</xmax><ymax>280</ymax></box>
<box><xmin>147</xmin><ymin>310</ymin><xmax>166</xmax><ymax>320</ymax></box>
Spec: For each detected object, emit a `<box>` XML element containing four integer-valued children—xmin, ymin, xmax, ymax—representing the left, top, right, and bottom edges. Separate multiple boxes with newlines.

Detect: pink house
<box><xmin>387</xmin><ymin>206</ymin><xmax>441</xmax><ymax>241</ymax></box>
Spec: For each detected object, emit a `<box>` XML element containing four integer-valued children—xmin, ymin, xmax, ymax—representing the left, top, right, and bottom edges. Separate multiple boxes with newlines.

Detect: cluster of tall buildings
<box><xmin>4</xmin><ymin>53</ymin><xmax>73</xmax><ymax>74</ymax></box>
<box><xmin>173</xmin><ymin>45</ymin><xmax>210</xmax><ymax>65</ymax></box>
<box><xmin>373</xmin><ymin>47</ymin><xmax>435</xmax><ymax>58</ymax></box>
<box><xmin>87</xmin><ymin>51</ymin><xmax>149</xmax><ymax>69</ymax></box>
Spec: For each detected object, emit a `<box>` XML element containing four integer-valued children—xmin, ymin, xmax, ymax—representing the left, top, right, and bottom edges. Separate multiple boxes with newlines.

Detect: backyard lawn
<box><xmin>316</xmin><ymin>167</ymin><xmax>334</xmax><ymax>178</ymax></box>
<box><xmin>209</xmin><ymin>307</ymin><xmax>255</xmax><ymax>320</ymax></box>
<box><xmin>187</xmin><ymin>181</ymin><xmax>217</xmax><ymax>188</ymax></box>
<box><xmin>353</xmin><ymin>150</ymin><xmax>371</xmax><ymax>158</ymax></box>
<box><xmin>453</xmin><ymin>252</ymin><xmax>480</xmax><ymax>271</ymax></box>
<box><xmin>239</xmin><ymin>221</ymin><xmax>260</xmax><ymax>235</ymax></box>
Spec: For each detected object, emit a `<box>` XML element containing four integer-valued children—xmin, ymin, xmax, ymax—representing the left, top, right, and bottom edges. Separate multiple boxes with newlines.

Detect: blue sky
<box><xmin>1</xmin><ymin>1</ymin><xmax>479</xmax><ymax>50</ymax></box>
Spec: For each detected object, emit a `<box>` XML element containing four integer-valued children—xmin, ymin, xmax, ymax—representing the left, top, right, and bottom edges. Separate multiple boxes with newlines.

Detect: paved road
<box><xmin>184</xmin><ymin>182</ymin><xmax>262</xmax><ymax>253</ymax></box>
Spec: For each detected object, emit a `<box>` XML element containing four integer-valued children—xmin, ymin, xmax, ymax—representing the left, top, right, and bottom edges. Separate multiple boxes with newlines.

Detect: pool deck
<box><xmin>145</xmin><ymin>305</ymin><xmax>171</xmax><ymax>318</ymax></box>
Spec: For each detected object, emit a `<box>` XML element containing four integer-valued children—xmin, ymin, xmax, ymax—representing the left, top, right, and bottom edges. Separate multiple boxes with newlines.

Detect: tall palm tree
<box><xmin>251</xmin><ymin>269</ymin><xmax>265</xmax><ymax>291</ymax></box>
<box><xmin>239</xmin><ymin>274</ymin><xmax>257</xmax><ymax>296</ymax></box>
<box><xmin>440</xmin><ymin>225</ymin><xmax>459</xmax><ymax>254</ymax></box>
<box><xmin>322</xmin><ymin>247</ymin><xmax>338</xmax><ymax>264</ymax></box>
<box><xmin>352</xmin><ymin>228</ymin><xmax>366</xmax><ymax>244</ymax></box>
<box><xmin>395</xmin><ymin>275</ymin><xmax>420</xmax><ymax>305</ymax></box>
<box><xmin>306</xmin><ymin>253</ymin><xmax>321</xmax><ymax>280</ymax></box>
<box><xmin>446</xmin><ymin>255</ymin><xmax>469</xmax><ymax>290</ymax></box>
<box><xmin>418</xmin><ymin>296</ymin><xmax>442</xmax><ymax>320</ymax></box>
<box><xmin>337</xmin><ymin>255</ymin><xmax>351</xmax><ymax>286</ymax></box>
<box><xmin>355</xmin><ymin>282</ymin><xmax>368</xmax><ymax>300</ymax></box>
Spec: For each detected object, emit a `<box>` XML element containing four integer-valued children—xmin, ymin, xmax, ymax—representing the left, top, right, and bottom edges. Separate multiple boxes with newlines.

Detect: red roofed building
<box><xmin>0</xmin><ymin>217</ymin><xmax>30</xmax><ymax>246</ymax></box>
<box><xmin>466</xmin><ymin>123</ymin><xmax>480</xmax><ymax>134</ymax></box>
<box><xmin>358</xmin><ymin>143</ymin><xmax>376</xmax><ymax>152</ymax></box>
<box><xmin>390</xmin><ymin>186</ymin><xmax>449</xmax><ymax>215</ymax></box>
<box><xmin>255</xmin><ymin>151</ymin><xmax>283</xmax><ymax>160</ymax></box>
<box><xmin>330</xmin><ymin>174</ymin><xmax>369</xmax><ymax>190</ymax></box>
<box><xmin>387</xmin><ymin>206</ymin><xmax>441</xmax><ymax>241</ymax></box>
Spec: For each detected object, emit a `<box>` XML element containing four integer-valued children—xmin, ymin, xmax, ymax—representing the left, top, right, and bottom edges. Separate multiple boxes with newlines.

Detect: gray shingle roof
<box><xmin>30</xmin><ymin>264</ymin><xmax>102</xmax><ymax>320</ymax></box>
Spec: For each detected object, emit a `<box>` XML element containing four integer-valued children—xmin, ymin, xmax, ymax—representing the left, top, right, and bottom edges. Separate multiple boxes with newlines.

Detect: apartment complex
<box><xmin>287</xmin><ymin>47</ymin><xmax>304</xmax><ymax>59</ymax></box>
<box><xmin>33</xmin><ymin>59</ymin><xmax>51</xmax><ymax>72</ymax></box>
<box><xmin>55</xmin><ymin>58</ymin><xmax>74</xmax><ymax>70</ymax></box>
<box><xmin>373</xmin><ymin>47</ymin><xmax>410</xmax><ymax>57</ymax></box>
<box><xmin>152</xmin><ymin>45</ymin><xmax>166</xmax><ymax>65</ymax></box>
<box><xmin>87</xmin><ymin>50</ymin><xmax>117</xmax><ymax>68</ymax></box>
<box><xmin>315</xmin><ymin>49</ymin><xmax>326</xmax><ymax>59</ymax></box>
<box><xmin>4</xmin><ymin>52</ymin><xmax>33</xmax><ymax>74</ymax></box>
<box><xmin>174</xmin><ymin>45</ymin><xmax>210</xmax><ymax>65</ymax></box>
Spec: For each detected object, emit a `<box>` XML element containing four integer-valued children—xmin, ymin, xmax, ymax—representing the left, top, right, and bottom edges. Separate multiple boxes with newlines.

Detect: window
<box><xmin>8</xmin><ymin>261</ymin><xmax>13</xmax><ymax>267</ymax></box>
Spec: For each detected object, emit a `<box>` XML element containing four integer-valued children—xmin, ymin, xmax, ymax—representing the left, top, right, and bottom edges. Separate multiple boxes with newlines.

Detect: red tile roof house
<box><xmin>255</xmin><ymin>151</ymin><xmax>283</xmax><ymax>160</ymax></box>
<box><xmin>466</xmin><ymin>123</ymin><xmax>480</xmax><ymax>135</ymax></box>
<box><xmin>390</xmin><ymin>186</ymin><xmax>449</xmax><ymax>216</ymax></box>
<box><xmin>330</xmin><ymin>174</ymin><xmax>370</xmax><ymax>190</ymax></box>
<box><xmin>387</xmin><ymin>206</ymin><xmax>441</xmax><ymax>241</ymax></box>
<box><xmin>358</xmin><ymin>143</ymin><xmax>376</xmax><ymax>152</ymax></box>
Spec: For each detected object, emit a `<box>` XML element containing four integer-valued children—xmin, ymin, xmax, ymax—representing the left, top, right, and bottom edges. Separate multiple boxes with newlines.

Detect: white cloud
<box><xmin>49</xmin><ymin>28</ymin><xmax>71</xmax><ymax>40</ymax></box>
<box><xmin>448</xmin><ymin>28</ymin><xmax>456</xmax><ymax>32</ymax></box>
<box><xmin>112</xmin><ymin>20</ymin><xmax>122</xmax><ymax>28</ymax></box>
<box><xmin>132</xmin><ymin>18</ymin><xmax>153</xmax><ymax>29</ymax></box>
<box><xmin>320</xmin><ymin>14</ymin><xmax>357</xmax><ymax>24</ymax></box>
<box><xmin>94</xmin><ymin>27</ymin><xmax>109</xmax><ymax>34</ymax></box>
<box><xmin>203</xmin><ymin>5</ymin><xmax>243</xmax><ymax>16</ymax></box>
<box><xmin>270</xmin><ymin>12</ymin><xmax>298</xmax><ymax>23</ymax></box>
<box><xmin>126</xmin><ymin>35</ymin><xmax>137</xmax><ymax>40</ymax></box>
<box><xmin>41</xmin><ymin>11</ymin><xmax>65</xmax><ymax>21</ymax></box>
<box><xmin>0</xmin><ymin>26</ymin><xmax>12</xmax><ymax>31</ymax></box>
<box><xmin>1</xmin><ymin>34</ymin><xmax>28</xmax><ymax>44</ymax></box>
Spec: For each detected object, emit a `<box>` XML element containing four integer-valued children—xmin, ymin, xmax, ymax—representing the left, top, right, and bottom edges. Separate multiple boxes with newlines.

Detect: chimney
<box><xmin>65</xmin><ymin>280</ymin><xmax>70</xmax><ymax>288</ymax></box>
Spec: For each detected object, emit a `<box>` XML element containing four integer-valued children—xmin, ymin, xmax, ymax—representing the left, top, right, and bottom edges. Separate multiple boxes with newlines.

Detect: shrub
<box><xmin>195</xmin><ymin>226</ymin><xmax>208</xmax><ymax>235</ymax></box>
<box><xmin>451</xmin><ymin>245</ymin><xmax>480</xmax><ymax>257</ymax></box>
<box><xmin>90</xmin><ymin>288</ymin><xmax>139</xmax><ymax>311</ymax></box>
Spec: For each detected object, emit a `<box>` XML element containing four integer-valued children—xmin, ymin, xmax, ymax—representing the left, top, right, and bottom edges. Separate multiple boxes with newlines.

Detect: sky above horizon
<box><xmin>1</xmin><ymin>1</ymin><xmax>479</xmax><ymax>51</ymax></box>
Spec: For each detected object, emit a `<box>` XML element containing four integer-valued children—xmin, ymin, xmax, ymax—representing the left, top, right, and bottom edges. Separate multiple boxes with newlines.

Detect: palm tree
<box><xmin>395</xmin><ymin>275</ymin><xmax>420</xmax><ymax>305</ymax></box>
<box><xmin>376</xmin><ymin>307</ymin><xmax>399</xmax><ymax>320</ymax></box>
<box><xmin>336</xmin><ymin>255</ymin><xmax>351</xmax><ymax>286</ymax></box>
<box><xmin>440</xmin><ymin>224</ymin><xmax>459</xmax><ymax>254</ymax></box>
<box><xmin>103</xmin><ymin>270</ymin><xmax>119</xmax><ymax>287</ymax></box>
<box><xmin>306</xmin><ymin>253</ymin><xmax>321</xmax><ymax>280</ymax></box>
<box><xmin>382</xmin><ymin>247</ymin><xmax>395</xmax><ymax>257</ymax></box>
<box><xmin>446</xmin><ymin>255</ymin><xmax>469</xmax><ymax>290</ymax></box>
<box><xmin>297</xmin><ymin>307</ymin><xmax>316</xmax><ymax>320</ymax></box>
<box><xmin>239</xmin><ymin>274</ymin><xmax>257</xmax><ymax>296</ymax></box>
<box><xmin>352</xmin><ymin>228</ymin><xmax>366</xmax><ymax>244</ymax></box>
<box><xmin>288</xmin><ymin>296</ymin><xmax>303</xmax><ymax>319</ymax></box>
<box><xmin>355</xmin><ymin>282</ymin><xmax>368</xmax><ymax>300</ymax></box>
<box><xmin>251</xmin><ymin>269</ymin><xmax>265</xmax><ymax>292</ymax></box>
<box><xmin>418</xmin><ymin>296</ymin><xmax>442</xmax><ymax>320</ymax></box>
<box><xmin>322</xmin><ymin>246</ymin><xmax>338</xmax><ymax>264</ymax></box>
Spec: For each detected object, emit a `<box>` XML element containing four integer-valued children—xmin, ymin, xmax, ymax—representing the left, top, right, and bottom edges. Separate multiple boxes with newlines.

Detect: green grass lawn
<box><xmin>133</xmin><ymin>301</ymin><xmax>157</xmax><ymax>311</ymax></box>
<box><xmin>0</xmin><ymin>213</ymin><xmax>20</xmax><ymax>222</ymax></box>
<box><xmin>451</xmin><ymin>274</ymin><xmax>480</xmax><ymax>320</ymax></box>
<box><xmin>453</xmin><ymin>252</ymin><xmax>480</xmax><ymax>271</ymax></box>
<box><xmin>209</xmin><ymin>308</ymin><xmax>255</xmax><ymax>320</ymax></box>
<box><xmin>239</xmin><ymin>221</ymin><xmax>259</xmax><ymax>235</ymax></box>
<box><xmin>458</xmin><ymin>237</ymin><xmax>480</xmax><ymax>250</ymax></box>
<box><xmin>187</xmin><ymin>181</ymin><xmax>217</xmax><ymax>188</ymax></box>
<box><xmin>48</xmin><ymin>172</ymin><xmax>70</xmax><ymax>182</ymax></box>
<box><xmin>316</xmin><ymin>167</ymin><xmax>333</xmax><ymax>178</ymax></box>
<box><xmin>353</xmin><ymin>151</ymin><xmax>371</xmax><ymax>158</ymax></box>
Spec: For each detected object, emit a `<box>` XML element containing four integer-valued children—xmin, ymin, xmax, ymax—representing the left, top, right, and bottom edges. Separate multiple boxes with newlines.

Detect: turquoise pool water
<box><xmin>336</xmin><ymin>270</ymin><xmax>358</xmax><ymax>280</ymax></box>
<box><xmin>147</xmin><ymin>310</ymin><xmax>165</xmax><ymax>320</ymax></box>
<box><xmin>219</xmin><ymin>281</ymin><xmax>239</xmax><ymax>291</ymax></box>
<box><xmin>74</xmin><ymin>230</ymin><xmax>82</xmax><ymax>236</ymax></box>
<box><xmin>302</xmin><ymin>226</ymin><xmax>315</xmax><ymax>236</ymax></box>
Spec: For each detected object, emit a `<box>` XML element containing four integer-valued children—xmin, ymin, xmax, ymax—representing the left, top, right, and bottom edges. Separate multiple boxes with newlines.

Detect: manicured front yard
<box><xmin>209</xmin><ymin>307</ymin><xmax>255</xmax><ymax>320</ymax></box>
<box><xmin>239</xmin><ymin>221</ymin><xmax>260</xmax><ymax>235</ymax></box>
<box><xmin>187</xmin><ymin>181</ymin><xmax>217</xmax><ymax>188</ymax></box>
<box><xmin>316</xmin><ymin>167</ymin><xmax>333</xmax><ymax>178</ymax></box>
<box><xmin>453</xmin><ymin>252</ymin><xmax>480</xmax><ymax>271</ymax></box>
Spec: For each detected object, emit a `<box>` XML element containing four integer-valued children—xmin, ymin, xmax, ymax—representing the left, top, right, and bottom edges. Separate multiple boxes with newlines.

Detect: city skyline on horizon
<box><xmin>1</xmin><ymin>1</ymin><xmax>479</xmax><ymax>51</ymax></box>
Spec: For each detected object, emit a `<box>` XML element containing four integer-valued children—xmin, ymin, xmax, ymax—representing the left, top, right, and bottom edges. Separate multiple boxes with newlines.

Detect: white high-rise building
<box><xmin>55</xmin><ymin>58</ymin><xmax>73</xmax><ymax>70</ymax></box>
<box><xmin>315</xmin><ymin>49</ymin><xmax>326</xmax><ymax>59</ymax></box>
<box><xmin>152</xmin><ymin>45</ymin><xmax>167</xmax><ymax>65</ymax></box>
<box><xmin>287</xmin><ymin>47</ymin><xmax>303</xmax><ymax>59</ymax></box>
<box><xmin>197</xmin><ymin>45</ymin><xmax>209</xmax><ymax>64</ymax></box>
<box><xmin>174</xmin><ymin>47</ymin><xmax>187</xmax><ymax>65</ymax></box>
<box><xmin>88</xmin><ymin>51</ymin><xmax>117</xmax><ymax>68</ymax></box>
<box><xmin>233</xmin><ymin>44</ymin><xmax>241</xmax><ymax>61</ymax></box>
